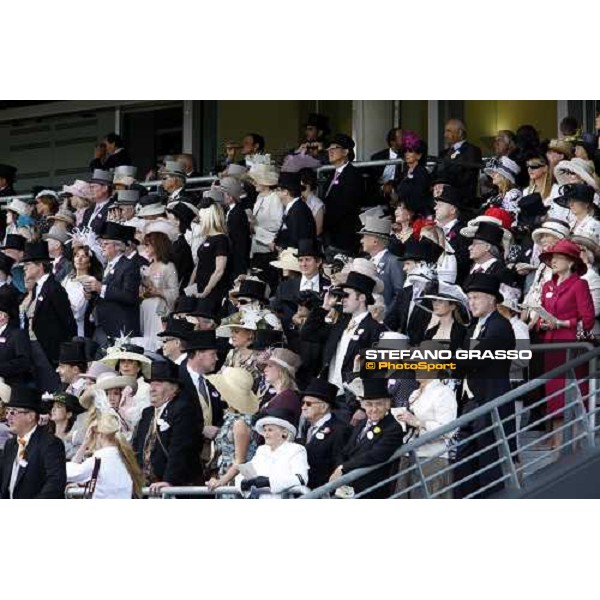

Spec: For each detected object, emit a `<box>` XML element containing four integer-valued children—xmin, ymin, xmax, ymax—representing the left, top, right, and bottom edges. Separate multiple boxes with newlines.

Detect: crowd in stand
<box><xmin>0</xmin><ymin>110</ymin><xmax>600</xmax><ymax>499</ymax></box>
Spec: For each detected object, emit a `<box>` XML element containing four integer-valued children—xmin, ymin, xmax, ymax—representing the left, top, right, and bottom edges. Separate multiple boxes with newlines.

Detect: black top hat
<box><xmin>1</xmin><ymin>234</ymin><xmax>26</xmax><ymax>252</ymax></box>
<box><xmin>185</xmin><ymin>330</ymin><xmax>217</xmax><ymax>352</ymax></box>
<box><xmin>295</xmin><ymin>238</ymin><xmax>324</xmax><ymax>258</ymax></box>
<box><xmin>472</xmin><ymin>221</ymin><xmax>504</xmax><ymax>249</ymax></box>
<box><xmin>304</xmin><ymin>113</ymin><xmax>331</xmax><ymax>135</ymax></box>
<box><xmin>249</xmin><ymin>328</ymin><xmax>284</xmax><ymax>351</ymax></box>
<box><xmin>146</xmin><ymin>359</ymin><xmax>180</xmax><ymax>384</ymax></box>
<box><xmin>8</xmin><ymin>386</ymin><xmax>43</xmax><ymax>413</ymax></box>
<box><xmin>232</xmin><ymin>279</ymin><xmax>267</xmax><ymax>302</ymax></box>
<box><xmin>72</xmin><ymin>336</ymin><xmax>100</xmax><ymax>362</ymax></box>
<box><xmin>173</xmin><ymin>295</ymin><xmax>197</xmax><ymax>315</ymax></box>
<box><xmin>157</xmin><ymin>317</ymin><xmax>195</xmax><ymax>340</ymax></box>
<box><xmin>554</xmin><ymin>183</ymin><xmax>596</xmax><ymax>208</ymax></box>
<box><xmin>342</xmin><ymin>271</ymin><xmax>376</xmax><ymax>305</ymax></box>
<box><xmin>189</xmin><ymin>297</ymin><xmax>220</xmax><ymax>322</ymax></box>
<box><xmin>0</xmin><ymin>164</ymin><xmax>17</xmax><ymax>182</ymax></box>
<box><xmin>99</xmin><ymin>221</ymin><xmax>132</xmax><ymax>243</ymax></box>
<box><xmin>45</xmin><ymin>392</ymin><xmax>86</xmax><ymax>416</ymax></box>
<box><xmin>399</xmin><ymin>237</ymin><xmax>444</xmax><ymax>264</ymax></box>
<box><xmin>357</xmin><ymin>378</ymin><xmax>390</xmax><ymax>400</ymax></box>
<box><xmin>435</xmin><ymin>185</ymin><xmax>462</xmax><ymax>208</ymax></box>
<box><xmin>0</xmin><ymin>251</ymin><xmax>15</xmax><ymax>275</ymax></box>
<box><xmin>301</xmin><ymin>377</ymin><xmax>338</xmax><ymax>405</ymax></box>
<box><xmin>329</xmin><ymin>133</ymin><xmax>355</xmax><ymax>151</ymax></box>
<box><xmin>59</xmin><ymin>341</ymin><xmax>88</xmax><ymax>365</ymax></box>
<box><xmin>22</xmin><ymin>241</ymin><xmax>50</xmax><ymax>263</ymax></box>
<box><xmin>277</xmin><ymin>171</ymin><xmax>302</xmax><ymax>196</ymax></box>
<box><xmin>464</xmin><ymin>272</ymin><xmax>504</xmax><ymax>302</ymax></box>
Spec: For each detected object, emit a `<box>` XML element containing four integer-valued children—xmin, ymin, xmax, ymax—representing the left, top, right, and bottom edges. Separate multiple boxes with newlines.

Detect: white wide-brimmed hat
<box><xmin>531</xmin><ymin>219</ymin><xmax>571</xmax><ymax>245</ymax></box>
<box><xmin>79</xmin><ymin>372</ymin><xmax>138</xmax><ymax>410</ymax></box>
<box><xmin>62</xmin><ymin>180</ymin><xmax>92</xmax><ymax>199</ymax></box>
<box><xmin>484</xmin><ymin>156</ymin><xmax>521</xmax><ymax>185</ymax></box>
<box><xmin>206</xmin><ymin>368</ymin><xmax>259</xmax><ymax>415</ymax></box>
<box><xmin>254</xmin><ymin>409</ymin><xmax>297</xmax><ymax>439</ymax></box>
<box><xmin>571</xmin><ymin>226</ymin><xmax>600</xmax><ymax>259</ymax></box>
<box><xmin>1</xmin><ymin>198</ymin><xmax>32</xmax><ymax>217</ymax></box>
<box><xmin>554</xmin><ymin>158</ymin><xmax>599</xmax><ymax>190</ymax></box>
<box><xmin>270</xmin><ymin>247</ymin><xmax>301</xmax><ymax>272</ymax></box>
<box><xmin>100</xmin><ymin>344</ymin><xmax>151</xmax><ymax>378</ymax></box>
<box><xmin>0</xmin><ymin>377</ymin><xmax>11</xmax><ymax>404</ymax></box>
<box><xmin>248</xmin><ymin>163</ymin><xmax>279</xmax><ymax>187</ymax></box>
<box><xmin>137</xmin><ymin>202</ymin><xmax>166</xmax><ymax>218</ymax></box>
<box><xmin>144</xmin><ymin>219</ymin><xmax>179</xmax><ymax>242</ymax></box>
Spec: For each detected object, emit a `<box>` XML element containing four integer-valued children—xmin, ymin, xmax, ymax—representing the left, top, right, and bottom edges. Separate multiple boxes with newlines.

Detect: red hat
<box><xmin>539</xmin><ymin>239</ymin><xmax>587</xmax><ymax>275</ymax></box>
<box><xmin>484</xmin><ymin>207</ymin><xmax>513</xmax><ymax>231</ymax></box>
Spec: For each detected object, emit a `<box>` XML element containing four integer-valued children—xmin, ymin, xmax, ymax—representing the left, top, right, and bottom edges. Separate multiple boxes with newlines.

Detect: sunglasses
<box><xmin>6</xmin><ymin>408</ymin><xmax>32</xmax><ymax>416</ymax></box>
<box><xmin>527</xmin><ymin>164</ymin><xmax>545</xmax><ymax>170</ymax></box>
<box><xmin>237</xmin><ymin>298</ymin><xmax>251</xmax><ymax>305</ymax></box>
<box><xmin>302</xmin><ymin>400</ymin><xmax>325</xmax><ymax>407</ymax></box>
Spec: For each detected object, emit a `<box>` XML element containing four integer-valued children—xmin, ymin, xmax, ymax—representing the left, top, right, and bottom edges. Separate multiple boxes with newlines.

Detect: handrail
<box><xmin>302</xmin><ymin>342</ymin><xmax>599</xmax><ymax>499</ymax></box>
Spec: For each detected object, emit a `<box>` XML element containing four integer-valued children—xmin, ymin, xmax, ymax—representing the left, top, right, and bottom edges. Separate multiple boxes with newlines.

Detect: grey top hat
<box><xmin>113</xmin><ymin>165</ymin><xmax>138</xmax><ymax>179</ymax></box>
<box><xmin>43</xmin><ymin>226</ymin><xmax>70</xmax><ymax>245</ymax></box>
<box><xmin>115</xmin><ymin>189</ymin><xmax>141</xmax><ymax>206</ymax></box>
<box><xmin>359</xmin><ymin>215</ymin><xmax>392</xmax><ymax>238</ymax></box>
<box><xmin>162</xmin><ymin>160</ymin><xmax>186</xmax><ymax>178</ymax></box>
<box><xmin>90</xmin><ymin>169</ymin><xmax>113</xmax><ymax>185</ymax></box>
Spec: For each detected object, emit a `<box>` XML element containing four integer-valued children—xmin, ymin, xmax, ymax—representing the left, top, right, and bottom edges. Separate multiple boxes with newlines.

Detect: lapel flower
<box><xmin>37</xmin><ymin>296</ymin><xmax>44</xmax><ymax>303</ymax></box>
<box><xmin>366</xmin><ymin>431</ymin><xmax>374</xmax><ymax>440</ymax></box>
<box><xmin>18</xmin><ymin>459</ymin><xmax>28</xmax><ymax>468</ymax></box>
<box><xmin>323</xmin><ymin>427</ymin><xmax>331</xmax><ymax>435</ymax></box>
<box><xmin>357</xmin><ymin>329</ymin><xmax>364</xmax><ymax>335</ymax></box>
<box><xmin>373</xmin><ymin>426</ymin><xmax>381</xmax><ymax>434</ymax></box>
<box><xmin>156</xmin><ymin>418</ymin><xmax>170</xmax><ymax>432</ymax></box>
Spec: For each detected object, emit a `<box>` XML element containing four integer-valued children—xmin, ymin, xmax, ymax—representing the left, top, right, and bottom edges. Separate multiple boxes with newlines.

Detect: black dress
<box><xmin>195</xmin><ymin>233</ymin><xmax>230</xmax><ymax>313</ymax></box>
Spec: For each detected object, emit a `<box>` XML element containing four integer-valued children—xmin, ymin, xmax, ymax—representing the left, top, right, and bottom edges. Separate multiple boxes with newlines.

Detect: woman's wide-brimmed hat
<box><xmin>48</xmin><ymin>208</ymin><xmax>76</xmax><ymax>226</ymax></box>
<box><xmin>417</xmin><ymin>280</ymin><xmax>470</xmax><ymax>320</ymax></box>
<box><xmin>62</xmin><ymin>179</ymin><xmax>92</xmax><ymax>199</ymax></box>
<box><xmin>100</xmin><ymin>343</ymin><xmax>151</xmax><ymax>378</ymax></box>
<box><xmin>0</xmin><ymin>377</ymin><xmax>11</xmax><ymax>404</ymax></box>
<box><xmin>571</xmin><ymin>226</ymin><xmax>600</xmax><ymax>259</ymax></box>
<box><xmin>373</xmin><ymin>331</ymin><xmax>410</xmax><ymax>350</ymax></box>
<box><xmin>484</xmin><ymin>156</ymin><xmax>521</xmax><ymax>185</ymax></box>
<box><xmin>248</xmin><ymin>163</ymin><xmax>279</xmax><ymax>187</ymax></box>
<box><xmin>43</xmin><ymin>392</ymin><xmax>87</xmax><ymax>415</ymax></box>
<box><xmin>136</xmin><ymin>194</ymin><xmax>166</xmax><ymax>218</ymax></box>
<box><xmin>1</xmin><ymin>198</ymin><xmax>33</xmax><ymax>217</ymax></box>
<box><xmin>532</xmin><ymin>219</ymin><xmax>571</xmax><ymax>245</ymax></box>
<box><xmin>143</xmin><ymin>218</ymin><xmax>179</xmax><ymax>242</ymax></box>
<box><xmin>464</xmin><ymin>272</ymin><xmax>504</xmax><ymax>302</ymax></box>
<box><xmin>554</xmin><ymin>158</ymin><xmax>599</xmax><ymax>190</ymax></box>
<box><xmin>547</xmin><ymin>139</ymin><xmax>574</xmax><ymax>159</ymax></box>
<box><xmin>79</xmin><ymin>372</ymin><xmax>138</xmax><ymax>410</ymax></box>
<box><xmin>264</xmin><ymin>347</ymin><xmax>302</xmax><ymax>376</ymax></box>
<box><xmin>554</xmin><ymin>183</ymin><xmax>596</xmax><ymax>208</ymax></box>
<box><xmin>254</xmin><ymin>407</ymin><xmax>297</xmax><ymax>439</ymax></box>
<box><xmin>206</xmin><ymin>367</ymin><xmax>259</xmax><ymax>415</ymax></box>
<box><xmin>539</xmin><ymin>239</ymin><xmax>587</xmax><ymax>275</ymax></box>
<box><xmin>270</xmin><ymin>247</ymin><xmax>301</xmax><ymax>272</ymax></box>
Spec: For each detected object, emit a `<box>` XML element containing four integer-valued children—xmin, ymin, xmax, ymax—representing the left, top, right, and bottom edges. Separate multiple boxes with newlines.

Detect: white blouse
<box><xmin>66</xmin><ymin>446</ymin><xmax>133</xmax><ymax>499</ymax></box>
<box><xmin>251</xmin><ymin>191</ymin><xmax>284</xmax><ymax>256</ymax></box>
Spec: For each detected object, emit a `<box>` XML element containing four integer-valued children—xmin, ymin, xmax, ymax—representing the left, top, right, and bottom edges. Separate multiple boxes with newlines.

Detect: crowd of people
<box><xmin>0</xmin><ymin>110</ymin><xmax>600</xmax><ymax>499</ymax></box>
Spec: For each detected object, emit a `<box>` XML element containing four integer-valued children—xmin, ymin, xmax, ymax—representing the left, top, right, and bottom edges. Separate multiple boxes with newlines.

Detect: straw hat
<box><xmin>79</xmin><ymin>372</ymin><xmax>138</xmax><ymax>410</ymax></box>
<box><xmin>270</xmin><ymin>247</ymin><xmax>301</xmax><ymax>272</ymax></box>
<box><xmin>100</xmin><ymin>343</ymin><xmax>151</xmax><ymax>378</ymax></box>
<box><xmin>264</xmin><ymin>347</ymin><xmax>302</xmax><ymax>376</ymax></box>
<box><xmin>554</xmin><ymin>158</ymin><xmax>599</xmax><ymax>190</ymax></box>
<box><xmin>248</xmin><ymin>163</ymin><xmax>279</xmax><ymax>187</ymax></box>
<box><xmin>1</xmin><ymin>198</ymin><xmax>32</xmax><ymax>217</ymax></box>
<box><xmin>547</xmin><ymin>139</ymin><xmax>573</xmax><ymax>159</ymax></box>
<box><xmin>48</xmin><ymin>208</ymin><xmax>75</xmax><ymax>226</ymax></box>
<box><xmin>206</xmin><ymin>367</ymin><xmax>259</xmax><ymax>415</ymax></box>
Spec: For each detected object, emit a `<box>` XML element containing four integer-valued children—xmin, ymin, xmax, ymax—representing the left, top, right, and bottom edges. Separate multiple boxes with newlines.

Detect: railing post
<box><xmin>412</xmin><ymin>451</ymin><xmax>432</xmax><ymax>499</ymax></box>
<box><xmin>589</xmin><ymin>354</ymin><xmax>597</xmax><ymax>441</ymax></box>
<box><xmin>491</xmin><ymin>406</ymin><xmax>521</xmax><ymax>490</ymax></box>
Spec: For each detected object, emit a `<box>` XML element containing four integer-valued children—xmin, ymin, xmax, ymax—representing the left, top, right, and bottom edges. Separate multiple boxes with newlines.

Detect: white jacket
<box><xmin>235</xmin><ymin>441</ymin><xmax>309</xmax><ymax>496</ymax></box>
<box><xmin>251</xmin><ymin>191</ymin><xmax>284</xmax><ymax>256</ymax></box>
<box><xmin>408</xmin><ymin>380</ymin><xmax>457</xmax><ymax>459</ymax></box>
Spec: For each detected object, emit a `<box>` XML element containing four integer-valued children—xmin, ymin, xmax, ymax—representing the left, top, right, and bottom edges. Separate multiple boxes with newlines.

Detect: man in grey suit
<box><xmin>359</xmin><ymin>216</ymin><xmax>404</xmax><ymax>316</ymax></box>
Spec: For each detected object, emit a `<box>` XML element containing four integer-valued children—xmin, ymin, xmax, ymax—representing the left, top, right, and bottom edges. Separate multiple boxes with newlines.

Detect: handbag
<box><xmin>81</xmin><ymin>457</ymin><xmax>102</xmax><ymax>499</ymax></box>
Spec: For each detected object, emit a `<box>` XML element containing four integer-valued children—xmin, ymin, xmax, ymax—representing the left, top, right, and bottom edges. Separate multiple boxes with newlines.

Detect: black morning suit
<box><xmin>435</xmin><ymin>141</ymin><xmax>483</xmax><ymax>209</ymax></box>
<box><xmin>132</xmin><ymin>393</ymin><xmax>203</xmax><ymax>486</ymax></box>
<box><xmin>384</xmin><ymin>286</ymin><xmax>432</xmax><ymax>346</ymax></box>
<box><xmin>275</xmin><ymin>199</ymin><xmax>316</xmax><ymax>250</ymax></box>
<box><xmin>454</xmin><ymin>310</ymin><xmax>515</xmax><ymax>498</ymax></box>
<box><xmin>302</xmin><ymin>414</ymin><xmax>351</xmax><ymax>489</ymax></box>
<box><xmin>0</xmin><ymin>325</ymin><xmax>32</xmax><ymax>386</ymax></box>
<box><xmin>171</xmin><ymin>235</ymin><xmax>194</xmax><ymax>293</ymax></box>
<box><xmin>94</xmin><ymin>254</ymin><xmax>141</xmax><ymax>340</ymax></box>
<box><xmin>339</xmin><ymin>412</ymin><xmax>406</xmax><ymax>499</ymax></box>
<box><xmin>323</xmin><ymin>163</ymin><xmax>364</xmax><ymax>255</ymax></box>
<box><xmin>0</xmin><ymin>427</ymin><xmax>66</xmax><ymax>499</ymax></box>
<box><xmin>81</xmin><ymin>200</ymin><xmax>114</xmax><ymax>235</ymax></box>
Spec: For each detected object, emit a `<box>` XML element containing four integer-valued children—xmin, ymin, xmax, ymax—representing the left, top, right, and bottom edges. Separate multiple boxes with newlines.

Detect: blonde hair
<box><xmin>496</xmin><ymin>173</ymin><xmax>515</xmax><ymax>196</ymax></box>
<box><xmin>199</xmin><ymin>203</ymin><xmax>227</xmax><ymax>237</ymax></box>
<box><xmin>113</xmin><ymin>432</ymin><xmax>144</xmax><ymax>499</ymax></box>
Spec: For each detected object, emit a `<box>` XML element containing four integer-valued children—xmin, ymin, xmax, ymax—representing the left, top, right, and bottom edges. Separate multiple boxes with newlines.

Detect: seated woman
<box><xmin>256</xmin><ymin>348</ymin><xmax>302</xmax><ymax>427</ymax></box>
<box><xmin>2</xmin><ymin>199</ymin><xmax>35</xmax><ymax>243</ymax></box>
<box><xmin>482</xmin><ymin>156</ymin><xmax>522</xmax><ymax>217</ymax></box>
<box><xmin>205</xmin><ymin>367</ymin><xmax>259</xmax><ymax>490</ymax></box>
<box><xmin>45</xmin><ymin>392</ymin><xmax>87</xmax><ymax>460</ymax></box>
<box><xmin>235</xmin><ymin>407</ymin><xmax>309</xmax><ymax>497</ymax></box>
<box><xmin>66</xmin><ymin>410</ymin><xmax>144</xmax><ymax>499</ymax></box>
<box><xmin>33</xmin><ymin>189</ymin><xmax>61</xmax><ymax>238</ymax></box>
<box><xmin>554</xmin><ymin>182</ymin><xmax>600</xmax><ymax>237</ymax></box>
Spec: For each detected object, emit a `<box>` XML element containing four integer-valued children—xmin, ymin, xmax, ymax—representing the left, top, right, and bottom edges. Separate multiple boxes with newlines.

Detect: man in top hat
<box><xmin>218</xmin><ymin>176</ymin><xmax>251</xmax><ymax>282</ymax></box>
<box><xmin>359</xmin><ymin>216</ymin><xmax>404</xmax><ymax>316</ymax></box>
<box><xmin>132</xmin><ymin>360</ymin><xmax>202</xmax><ymax>492</ymax></box>
<box><xmin>83</xmin><ymin>222</ymin><xmax>141</xmax><ymax>346</ymax></box>
<box><xmin>0</xmin><ymin>251</ymin><xmax>20</xmax><ymax>324</ymax></box>
<box><xmin>102</xmin><ymin>132</ymin><xmax>132</xmax><ymax>170</ymax></box>
<box><xmin>466</xmin><ymin>221</ymin><xmax>506</xmax><ymax>283</ymax></box>
<box><xmin>110</xmin><ymin>189</ymin><xmax>140</xmax><ymax>225</ymax></box>
<box><xmin>323</xmin><ymin>270</ymin><xmax>386</xmax><ymax>423</ymax></box>
<box><xmin>272</xmin><ymin>238</ymin><xmax>330</xmax><ymax>334</ymax></box>
<box><xmin>21</xmin><ymin>241</ymin><xmax>77</xmax><ymax>393</ymax></box>
<box><xmin>179</xmin><ymin>330</ymin><xmax>226</xmax><ymax>463</ymax></box>
<box><xmin>56</xmin><ymin>340</ymin><xmax>89</xmax><ymax>397</ymax></box>
<box><xmin>454</xmin><ymin>272</ymin><xmax>515</xmax><ymax>499</ymax></box>
<box><xmin>274</xmin><ymin>172</ymin><xmax>316</xmax><ymax>250</ymax></box>
<box><xmin>157</xmin><ymin>317</ymin><xmax>194</xmax><ymax>366</ymax></box>
<box><xmin>1</xmin><ymin>234</ymin><xmax>26</xmax><ymax>293</ymax></box>
<box><xmin>434</xmin><ymin>185</ymin><xmax>470</xmax><ymax>284</ymax></box>
<box><xmin>120</xmin><ymin>219</ymin><xmax>150</xmax><ymax>272</ymax></box>
<box><xmin>161</xmin><ymin>160</ymin><xmax>190</xmax><ymax>203</ymax></box>
<box><xmin>299</xmin><ymin>377</ymin><xmax>351</xmax><ymax>489</ymax></box>
<box><xmin>329</xmin><ymin>378</ymin><xmax>407</xmax><ymax>499</ymax></box>
<box><xmin>81</xmin><ymin>169</ymin><xmax>114</xmax><ymax>234</ymax></box>
<box><xmin>0</xmin><ymin>386</ymin><xmax>66</xmax><ymax>499</ymax></box>
<box><xmin>323</xmin><ymin>133</ymin><xmax>363</xmax><ymax>256</ymax></box>
<box><xmin>112</xmin><ymin>165</ymin><xmax>138</xmax><ymax>190</ymax></box>
<box><xmin>43</xmin><ymin>226</ymin><xmax>73</xmax><ymax>283</ymax></box>
<box><xmin>435</xmin><ymin>118</ymin><xmax>483</xmax><ymax>208</ymax></box>
<box><xmin>0</xmin><ymin>296</ymin><xmax>32</xmax><ymax>387</ymax></box>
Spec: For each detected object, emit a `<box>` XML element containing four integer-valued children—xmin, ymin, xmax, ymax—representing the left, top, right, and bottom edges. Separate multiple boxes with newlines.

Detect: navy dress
<box><xmin>195</xmin><ymin>233</ymin><xmax>230</xmax><ymax>314</ymax></box>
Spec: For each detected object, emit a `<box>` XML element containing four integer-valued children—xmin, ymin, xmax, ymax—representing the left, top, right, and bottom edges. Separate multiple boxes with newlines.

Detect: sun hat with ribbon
<box><xmin>206</xmin><ymin>367</ymin><xmax>259</xmax><ymax>415</ymax></box>
<box><xmin>1</xmin><ymin>198</ymin><xmax>33</xmax><ymax>217</ymax></box>
<box><xmin>484</xmin><ymin>156</ymin><xmax>521</xmax><ymax>185</ymax></box>
<box><xmin>554</xmin><ymin>158</ymin><xmax>599</xmax><ymax>190</ymax></box>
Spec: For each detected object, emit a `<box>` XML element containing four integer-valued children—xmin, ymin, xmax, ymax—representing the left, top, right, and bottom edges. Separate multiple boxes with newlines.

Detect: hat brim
<box><xmin>205</xmin><ymin>373</ymin><xmax>258</xmax><ymax>415</ymax></box>
<box><xmin>555</xmin><ymin>166</ymin><xmax>599</xmax><ymax>190</ymax></box>
<box><xmin>358</xmin><ymin>228</ymin><xmax>391</xmax><ymax>238</ymax></box>
<box><xmin>531</xmin><ymin>227</ymin><xmax>569</xmax><ymax>245</ymax></box>
<box><xmin>137</xmin><ymin>207</ymin><xmax>167</xmax><ymax>217</ymax></box>
<box><xmin>79</xmin><ymin>375</ymin><xmax>138</xmax><ymax>409</ymax></box>
<box><xmin>539</xmin><ymin>250</ymin><xmax>587</xmax><ymax>275</ymax></box>
<box><xmin>269</xmin><ymin>259</ymin><xmax>301</xmax><ymax>272</ymax></box>
<box><xmin>100</xmin><ymin>352</ymin><xmax>151</xmax><ymax>378</ymax></box>
<box><xmin>465</xmin><ymin>286</ymin><xmax>504</xmax><ymax>303</ymax></box>
<box><xmin>254</xmin><ymin>416</ymin><xmax>297</xmax><ymax>439</ymax></box>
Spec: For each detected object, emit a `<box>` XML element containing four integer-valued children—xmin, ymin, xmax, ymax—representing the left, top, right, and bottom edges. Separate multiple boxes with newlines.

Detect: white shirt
<box><xmin>470</xmin><ymin>257</ymin><xmax>498</xmax><ymax>274</ymax></box>
<box><xmin>300</xmin><ymin>273</ymin><xmax>320</xmax><ymax>292</ymax></box>
<box><xmin>0</xmin><ymin>323</ymin><xmax>6</xmax><ymax>337</ymax></box>
<box><xmin>174</xmin><ymin>353</ymin><xmax>188</xmax><ymax>366</ymax></box>
<box><xmin>305</xmin><ymin>194</ymin><xmax>324</xmax><ymax>218</ymax></box>
<box><xmin>382</xmin><ymin>149</ymin><xmax>398</xmax><ymax>183</ymax></box>
<box><xmin>307</xmin><ymin>413</ymin><xmax>332</xmax><ymax>443</ymax></box>
<box><xmin>372</xmin><ymin>249</ymin><xmax>387</xmax><ymax>275</ymax></box>
<box><xmin>66</xmin><ymin>446</ymin><xmax>133</xmax><ymax>499</ymax></box>
<box><xmin>235</xmin><ymin>441</ymin><xmax>309</xmax><ymax>496</ymax></box>
<box><xmin>90</xmin><ymin>199</ymin><xmax>110</xmax><ymax>221</ymax></box>
<box><xmin>441</xmin><ymin>218</ymin><xmax>458</xmax><ymax>236</ymax></box>
<box><xmin>251</xmin><ymin>191</ymin><xmax>284</xmax><ymax>255</ymax></box>
<box><xmin>328</xmin><ymin>311</ymin><xmax>369</xmax><ymax>393</ymax></box>
<box><xmin>35</xmin><ymin>273</ymin><xmax>50</xmax><ymax>298</ymax></box>
<box><xmin>100</xmin><ymin>254</ymin><xmax>124</xmax><ymax>298</ymax></box>
<box><xmin>9</xmin><ymin>425</ymin><xmax>37</xmax><ymax>498</ymax></box>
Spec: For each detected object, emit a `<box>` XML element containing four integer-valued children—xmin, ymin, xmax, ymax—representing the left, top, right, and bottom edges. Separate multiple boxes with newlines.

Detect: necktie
<box><xmin>359</xmin><ymin>420</ymin><xmax>375</xmax><ymax>441</ymax></box>
<box><xmin>307</xmin><ymin>425</ymin><xmax>317</xmax><ymax>443</ymax></box>
<box><xmin>142</xmin><ymin>410</ymin><xmax>159</xmax><ymax>483</ymax></box>
<box><xmin>327</xmin><ymin>170</ymin><xmax>340</xmax><ymax>195</ymax></box>
<box><xmin>17</xmin><ymin>437</ymin><xmax>27</xmax><ymax>460</ymax></box>
<box><xmin>345</xmin><ymin>319</ymin><xmax>357</xmax><ymax>334</ymax></box>
<box><xmin>472</xmin><ymin>266</ymin><xmax>484</xmax><ymax>274</ymax></box>
<box><xmin>198</xmin><ymin>377</ymin><xmax>213</xmax><ymax>426</ymax></box>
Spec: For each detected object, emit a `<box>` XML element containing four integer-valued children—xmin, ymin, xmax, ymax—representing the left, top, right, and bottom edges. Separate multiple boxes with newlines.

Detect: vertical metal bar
<box><xmin>114</xmin><ymin>105</ymin><xmax>121</xmax><ymax>134</ymax></box>
<box><xmin>393</xmin><ymin>100</ymin><xmax>401</xmax><ymax>126</ymax></box>
<box><xmin>182</xmin><ymin>100</ymin><xmax>194</xmax><ymax>154</ymax></box>
<box><xmin>556</xmin><ymin>101</ymin><xmax>569</xmax><ymax>137</ymax></box>
<box><xmin>589</xmin><ymin>355</ymin><xmax>597</xmax><ymax>440</ymax></box>
<box><xmin>491</xmin><ymin>406</ymin><xmax>521</xmax><ymax>489</ymax></box>
<box><xmin>412</xmin><ymin>451</ymin><xmax>432</xmax><ymax>499</ymax></box>
<box><xmin>427</xmin><ymin>100</ymin><xmax>439</xmax><ymax>156</ymax></box>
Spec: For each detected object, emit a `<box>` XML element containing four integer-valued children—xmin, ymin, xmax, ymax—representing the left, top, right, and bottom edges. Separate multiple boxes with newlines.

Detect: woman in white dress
<box><xmin>67</xmin><ymin>411</ymin><xmax>144</xmax><ymax>499</ymax></box>
<box><xmin>140</xmin><ymin>226</ymin><xmax>179</xmax><ymax>350</ymax></box>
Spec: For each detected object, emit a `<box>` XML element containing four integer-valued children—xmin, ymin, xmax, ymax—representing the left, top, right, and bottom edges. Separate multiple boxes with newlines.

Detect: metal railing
<box><xmin>302</xmin><ymin>342</ymin><xmax>600</xmax><ymax>499</ymax></box>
